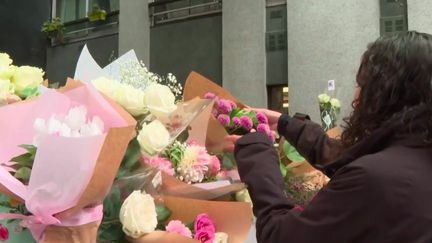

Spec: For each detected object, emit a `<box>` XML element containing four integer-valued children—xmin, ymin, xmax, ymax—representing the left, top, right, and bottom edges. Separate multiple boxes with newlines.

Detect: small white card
<box><xmin>152</xmin><ymin>171</ymin><xmax>162</xmax><ymax>189</ymax></box>
<box><xmin>328</xmin><ymin>80</ymin><xmax>336</xmax><ymax>91</ymax></box>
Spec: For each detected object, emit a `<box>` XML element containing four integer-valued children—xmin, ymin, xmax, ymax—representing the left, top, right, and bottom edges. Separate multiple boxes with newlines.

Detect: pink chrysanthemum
<box><xmin>217</xmin><ymin>114</ymin><xmax>230</xmax><ymax>126</ymax></box>
<box><xmin>240</xmin><ymin>116</ymin><xmax>253</xmax><ymax>131</ymax></box>
<box><xmin>204</xmin><ymin>92</ymin><xmax>216</xmax><ymax>99</ymax></box>
<box><xmin>208</xmin><ymin>156</ymin><xmax>221</xmax><ymax>177</ymax></box>
<box><xmin>216</xmin><ymin>99</ymin><xmax>232</xmax><ymax>114</ymax></box>
<box><xmin>166</xmin><ymin>220</ymin><xmax>192</xmax><ymax>238</ymax></box>
<box><xmin>143</xmin><ymin>155</ymin><xmax>175</xmax><ymax>176</ymax></box>
<box><xmin>232</xmin><ymin>117</ymin><xmax>241</xmax><ymax>127</ymax></box>
<box><xmin>177</xmin><ymin>144</ymin><xmax>211</xmax><ymax>183</ymax></box>
<box><xmin>256</xmin><ymin>112</ymin><xmax>268</xmax><ymax>124</ymax></box>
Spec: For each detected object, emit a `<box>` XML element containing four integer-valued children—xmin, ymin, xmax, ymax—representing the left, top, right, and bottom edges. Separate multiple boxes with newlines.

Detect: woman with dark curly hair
<box><xmin>227</xmin><ymin>31</ymin><xmax>432</xmax><ymax>242</ymax></box>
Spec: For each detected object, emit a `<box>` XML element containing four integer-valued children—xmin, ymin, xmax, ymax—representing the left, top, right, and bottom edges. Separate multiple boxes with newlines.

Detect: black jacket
<box><xmin>234</xmin><ymin>114</ymin><xmax>432</xmax><ymax>243</ymax></box>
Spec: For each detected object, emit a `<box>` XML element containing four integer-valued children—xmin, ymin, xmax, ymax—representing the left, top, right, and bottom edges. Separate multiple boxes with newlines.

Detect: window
<box><xmin>53</xmin><ymin>0</ymin><xmax>119</xmax><ymax>22</ymax></box>
<box><xmin>379</xmin><ymin>0</ymin><xmax>407</xmax><ymax>36</ymax></box>
<box><xmin>268</xmin><ymin>85</ymin><xmax>289</xmax><ymax>113</ymax></box>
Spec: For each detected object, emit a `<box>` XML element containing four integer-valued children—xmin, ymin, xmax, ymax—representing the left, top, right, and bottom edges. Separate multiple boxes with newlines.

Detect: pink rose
<box><xmin>194</xmin><ymin>213</ymin><xmax>216</xmax><ymax>232</ymax></box>
<box><xmin>195</xmin><ymin>229</ymin><xmax>215</xmax><ymax>243</ymax></box>
<box><xmin>0</xmin><ymin>224</ymin><xmax>9</xmax><ymax>241</ymax></box>
<box><xmin>209</xmin><ymin>156</ymin><xmax>221</xmax><ymax>176</ymax></box>
<box><xmin>166</xmin><ymin>220</ymin><xmax>192</xmax><ymax>238</ymax></box>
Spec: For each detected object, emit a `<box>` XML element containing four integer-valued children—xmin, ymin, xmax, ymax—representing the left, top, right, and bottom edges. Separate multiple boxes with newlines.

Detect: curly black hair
<box><xmin>341</xmin><ymin>31</ymin><xmax>432</xmax><ymax>148</ymax></box>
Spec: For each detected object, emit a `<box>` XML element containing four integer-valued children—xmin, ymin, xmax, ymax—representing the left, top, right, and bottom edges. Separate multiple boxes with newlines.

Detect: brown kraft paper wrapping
<box><xmin>0</xmin><ymin>79</ymin><xmax>137</xmax><ymax>242</ymax></box>
<box><xmin>133</xmin><ymin>196</ymin><xmax>253</xmax><ymax>243</ymax></box>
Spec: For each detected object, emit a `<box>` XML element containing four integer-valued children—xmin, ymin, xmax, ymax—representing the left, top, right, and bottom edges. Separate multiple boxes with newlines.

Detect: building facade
<box><xmin>2</xmin><ymin>0</ymin><xmax>430</xmax><ymax>123</ymax></box>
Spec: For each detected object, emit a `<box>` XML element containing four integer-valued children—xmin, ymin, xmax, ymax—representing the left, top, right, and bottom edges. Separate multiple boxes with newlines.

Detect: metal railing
<box><xmin>149</xmin><ymin>0</ymin><xmax>222</xmax><ymax>26</ymax></box>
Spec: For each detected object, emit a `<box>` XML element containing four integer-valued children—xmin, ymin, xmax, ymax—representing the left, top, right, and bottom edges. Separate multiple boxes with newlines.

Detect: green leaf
<box><xmin>15</xmin><ymin>167</ymin><xmax>31</xmax><ymax>181</ymax></box>
<box><xmin>221</xmin><ymin>153</ymin><xmax>236</xmax><ymax>170</ymax></box>
<box><xmin>156</xmin><ymin>204</ymin><xmax>171</xmax><ymax>225</ymax></box>
<box><xmin>10</xmin><ymin>153</ymin><xmax>34</xmax><ymax>167</ymax></box>
<box><xmin>20</xmin><ymin>87</ymin><xmax>40</xmax><ymax>99</ymax></box>
<box><xmin>280</xmin><ymin>162</ymin><xmax>288</xmax><ymax>178</ymax></box>
<box><xmin>284</xmin><ymin>141</ymin><xmax>305</xmax><ymax>162</ymax></box>
<box><xmin>156</xmin><ymin>204</ymin><xmax>172</xmax><ymax>230</ymax></box>
<box><xmin>18</xmin><ymin>144</ymin><xmax>37</xmax><ymax>154</ymax></box>
<box><xmin>116</xmin><ymin>138</ymin><xmax>141</xmax><ymax>178</ymax></box>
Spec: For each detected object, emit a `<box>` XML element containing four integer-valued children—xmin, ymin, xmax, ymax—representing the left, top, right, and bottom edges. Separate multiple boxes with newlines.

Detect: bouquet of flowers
<box><xmin>317</xmin><ymin>93</ymin><xmax>341</xmax><ymax>131</ymax></box>
<box><xmin>204</xmin><ymin>93</ymin><xmax>275</xmax><ymax>143</ymax></box>
<box><xmin>144</xmin><ymin>141</ymin><xmax>221</xmax><ymax>184</ymax></box>
<box><xmin>0</xmin><ymin>52</ymin><xmax>45</xmax><ymax>105</ymax></box>
<box><xmin>99</xmin><ymin>171</ymin><xmax>252</xmax><ymax>243</ymax></box>
<box><xmin>0</xmin><ymin>79</ymin><xmax>136</xmax><ymax>242</ymax></box>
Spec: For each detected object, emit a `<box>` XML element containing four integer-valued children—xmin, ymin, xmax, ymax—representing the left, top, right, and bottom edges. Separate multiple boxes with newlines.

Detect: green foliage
<box><xmin>41</xmin><ymin>17</ymin><xmax>64</xmax><ymax>37</ymax></box>
<box><xmin>279</xmin><ymin>161</ymin><xmax>288</xmax><ymax>178</ymax></box>
<box><xmin>88</xmin><ymin>4</ymin><xmax>107</xmax><ymax>22</ymax></box>
<box><xmin>156</xmin><ymin>205</ymin><xmax>171</xmax><ymax>230</ymax></box>
<box><xmin>0</xmin><ymin>196</ymin><xmax>31</xmax><ymax>224</ymax></box>
<box><xmin>164</xmin><ymin>142</ymin><xmax>186</xmax><ymax>168</ymax></box>
<box><xmin>283</xmin><ymin>141</ymin><xmax>305</xmax><ymax>163</ymax></box>
<box><xmin>14</xmin><ymin>167</ymin><xmax>31</xmax><ymax>182</ymax></box>
<box><xmin>20</xmin><ymin>87</ymin><xmax>40</xmax><ymax>99</ymax></box>
<box><xmin>98</xmin><ymin>186</ymin><xmax>126</xmax><ymax>243</ymax></box>
<box><xmin>10</xmin><ymin>144</ymin><xmax>37</xmax><ymax>184</ymax></box>
<box><xmin>116</xmin><ymin>138</ymin><xmax>142</xmax><ymax>179</ymax></box>
<box><xmin>284</xmin><ymin>169</ymin><xmax>319</xmax><ymax>207</ymax></box>
<box><xmin>220</xmin><ymin>152</ymin><xmax>236</xmax><ymax>170</ymax></box>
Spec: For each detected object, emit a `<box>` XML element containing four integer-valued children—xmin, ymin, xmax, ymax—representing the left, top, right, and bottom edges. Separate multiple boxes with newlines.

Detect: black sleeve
<box><xmin>235</xmin><ymin>132</ymin><xmax>379</xmax><ymax>243</ymax></box>
<box><xmin>277</xmin><ymin>114</ymin><xmax>344</xmax><ymax>174</ymax></box>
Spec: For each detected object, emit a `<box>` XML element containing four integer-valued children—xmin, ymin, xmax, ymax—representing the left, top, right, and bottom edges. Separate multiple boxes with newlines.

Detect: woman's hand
<box><xmin>224</xmin><ymin>135</ymin><xmax>242</xmax><ymax>152</ymax></box>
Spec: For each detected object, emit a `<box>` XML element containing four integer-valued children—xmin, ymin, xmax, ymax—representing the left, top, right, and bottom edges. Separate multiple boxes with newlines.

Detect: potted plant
<box><xmin>88</xmin><ymin>4</ymin><xmax>107</xmax><ymax>22</ymax></box>
<box><xmin>41</xmin><ymin>17</ymin><xmax>64</xmax><ymax>44</ymax></box>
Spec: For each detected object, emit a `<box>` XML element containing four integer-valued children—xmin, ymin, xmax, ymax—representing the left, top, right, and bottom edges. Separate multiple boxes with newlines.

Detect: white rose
<box><xmin>137</xmin><ymin>120</ymin><xmax>170</xmax><ymax>156</ymax></box>
<box><xmin>0</xmin><ymin>53</ymin><xmax>12</xmax><ymax>68</ymax></box>
<box><xmin>318</xmin><ymin>93</ymin><xmax>331</xmax><ymax>104</ymax></box>
<box><xmin>11</xmin><ymin>66</ymin><xmax>44</xmax><ymax>97</ymax></box>
<box><xmin>235</xmin><ymin>189</ymin><xmax>252</xmax><ymax>204</ymax></box>
<box><xmin>330</xmin><ymin>98</ymin><xmax>341</xmax><ymax>108</ymax></box>
<box><xmin>119</xmin><ymin>190</ymin><xmax>158</xmax><ymax>239</ymax></box>
<box><xmin>213</xmin><ymin>232</ymin><xmax>229</xmax><ymax>243</ymax></box>
<box><xmin>0</xmin><ymin>53</ymin><xmax>15</xmax><ymax>81</ymax></box>
<box><xmin>143</xmin><ymin>83</ymin><xmax>177</xmax><ymax>121</ymax></box>
<box><xmin>92</xmin><ymin>77</ymin><xmax>147</xmax><ymax>116</ymax></box>
<box><xmin>0</xmin><ymin>79</ymin><xmax>12</xmax><ymax>101</ymax></box>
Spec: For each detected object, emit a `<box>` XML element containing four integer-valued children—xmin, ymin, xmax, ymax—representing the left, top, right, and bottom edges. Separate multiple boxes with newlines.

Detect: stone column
<box><xmin>119</xmin><ymin>0</ymin><xmax>150</xmax><ymax>65</ymax></box>
<box><xmin>287</xmin><ymin>0</ymin><xmax>380</xmax><ymax>122</ymax></box>
<box><xmin>408</xmin><ymin>0</ymin><xmax>432</xmax><ymax>34</ymax></box>
<box><xmin>222</xmin><ymin>1</ymin><xmax>267</xmax><ymax>107</ymax></box>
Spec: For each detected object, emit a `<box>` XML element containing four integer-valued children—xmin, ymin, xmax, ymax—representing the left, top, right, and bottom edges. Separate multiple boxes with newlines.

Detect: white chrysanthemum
<box><xmin>176</xmin><ymin>145</ymin><xmax>210</xmax><ymax>183</ymax></box>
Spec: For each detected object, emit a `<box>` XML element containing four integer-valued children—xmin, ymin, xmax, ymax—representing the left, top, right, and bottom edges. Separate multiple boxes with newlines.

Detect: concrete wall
<box><xmin>119</xmin><ymin>0</ymin><xmax>150</xmax><ymax>65</ymax></box>
<box><xmin>150</xmin><ymin>15</ymin><xmax>222</xmax><ymax>86</ymax></box>
<box><xmin>287</xmin><ymin>0</ymin><xmax>380</xmax><ymax>123</ymax></box>
<box><xmin>408</xmin><ymin>0</ymin><xmax>432</xmax><ymax>34</ymax></box>
<box><xmin>0</xmin><ymin>0</ymin><xmax>50</xmax><ymax>68</ymax></box>
<box><xmin>223</xmin><ymin>0</ymin><xmax>267</xmax><ymax>107</ymax></box>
